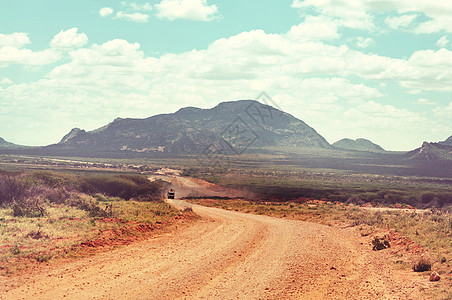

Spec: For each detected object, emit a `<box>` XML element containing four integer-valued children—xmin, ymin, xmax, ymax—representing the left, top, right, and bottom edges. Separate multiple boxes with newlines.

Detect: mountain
<box><xmin>332</xmin><ymin>138</ymin><xmax>385</xmax><ymax>153</ymax></box>
<box><xmin>439</xmin><ymin>135</ymin><xmax>452</xmax><ymax>146</ymax></box>
<box><xmin>407</xmin><ymin>142</ymin><xmax>452</xmax><ymax>160</ymax></box>
<box><xmin>47</xmin><ymin>100</ymin><xmax>331</xmax><ymax>156</ymax></box>
<box><xmin>0</xmin><ymin>137</ymin><xmax>22</xmax><ymax>149</ymax></box>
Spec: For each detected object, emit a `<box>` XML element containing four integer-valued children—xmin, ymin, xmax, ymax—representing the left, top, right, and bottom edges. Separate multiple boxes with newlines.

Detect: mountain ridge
<box><xmin>407</xmin><ymin>141</ymin><xmax>452</xmax><ymax>160</ymax></box>
<box><xmin>48</xmin><ymin>100</ymin><xmax>331</xmax><ymax>156</ymax></box>
<box><xmin>332</xmin><ymin>138</ymin><xmax>385</xmax><ymax>153</ymax></box>
<box><xmin>0</xmin><ymin>137</ymin><xmax>25</xmax><ymax>149</ymax></box>
<box><xmin>439</xmin><ymin>135</ymin><xmax>452</xmax><ymax>146</ymax></box>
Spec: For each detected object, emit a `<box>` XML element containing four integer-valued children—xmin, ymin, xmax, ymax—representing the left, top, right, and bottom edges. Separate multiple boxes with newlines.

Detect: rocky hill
<box><xmin>0</xmin><ymin>137</ymin><xmax>23</xmax><ymax>149</ymax></box>
<box><xmin>47</xmin><ymin>100</ymin><xmax>331</xmax><ymax>156</ymax></box>
<box><xmin>332</xmin><ymin>138</ymin><xmax>385</xmax><ymax>153</ymax></box>
<box><xmin>407</xmin><ymin>142</ymin><xmax>452</xmax><ymax>160</ymax></box>
<box><xmin>439</xmin><ymin>135</ymin><xmax>452</xmax><ymax>146</ymax></box>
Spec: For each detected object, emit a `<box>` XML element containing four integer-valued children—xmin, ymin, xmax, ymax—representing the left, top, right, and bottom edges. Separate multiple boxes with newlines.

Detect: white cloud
<box><xmin>0</xmin><ymin>32</ymin><xmax>60</xmax><ymax>66</ymax></box>
<box><xmin>121</xmin><ymin>2</ymin><xmax>152</xmax><ymax>12</ymax></box>
<box><xmin>115</xmin><ymin>11</ymin><xmax>150</xmax><ymax>23</ymax></box>
<box><xmin>99</xmin><ymin>7</ymin><xmax>114</xmax><ymax>17</ymax></box>
<box><xmin>433</xmin><ymin>102</ymin><xmax>452</xmax><ymax>121</ymax></box>
<box><xmin>287</xmin><ymin>16</ymin><xmax>340</xmax><ymax>41</ymax></box>
<box><xmin>292</xmin><ymin>0</ymin><xmax>452</xmax><ymax>33</ymax></box>
<box><xmin>0</xmin><ymin>78</ymin><xmax>13</xmax><ymax>86</ymax></box>
<box><xmin>415</xmin><ymin>15</ymin><xmax>452</xmax><ymax>34</ymax></box>
<box><xmin>155</xmin><ymin>0</ymin><xmax>218</xmax><ymax>21</ymax></box>
<box><xmin>437</xmin><ymin>36</ymin><xmax>449</xmax><ymax>48</ymax></box>
<box><xmin>356</xmin><ymin>37</ymin><xmax>374</xmax><ymax>48</ymax></box>
<box><xmin>0</xmin><ymin>32</ymin><xmax>31</xmax><ymax>48</ymax></box>
<box><xmin>338</xmin><ymin>100</ymin><xmax>436</xmax><ymax>149</ymax></box>
<box><xmin>3</xmin><ymin>22</ymin><xmax>452</xmax><ymax>149</ymax></box>
<box><xmin>50</xmin><ymin>28</ymin><xmax>88</xmax><ymax>50</ymax></box>
<box><xmin>291</xmin><ymin>0</ymin><xmax>374</xmax><ymax>30</ymax></box>
<box><xmin>384</xmin><ymin>14</ymin><xmax>417</xmax><ymax>29</ymax></box>
<box><xmin>0</xmin><ymin>47</ymin><xmax>60</xmax><ymax>66</ymax></box>
<box><xmin>417</xmin><ymin>98</ymin><xmax>436</xmax><ymax>105</ymax></box>
<box><xmin>372</xmin><ymin>48</ymin><xmax>452</xmax><ymax>91</ymax></box>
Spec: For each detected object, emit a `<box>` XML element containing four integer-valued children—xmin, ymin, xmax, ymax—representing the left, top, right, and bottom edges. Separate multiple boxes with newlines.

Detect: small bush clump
<box><xmin>372</xmin><ymin>236</ymin><xmax>390</xmax><ymax>251</ymax></box>
<box><xmin>34</xmin><ymin>254</ymin><xmax>52</xmax><ymax>263</ymax></box>
<box><xmin>413</xmin><ymin>258</ymin><xmax>432</xmax><ymax>272</ymax></box>
<box><xmin>9</xmin><ymin>245</ymin><xmax>21</xmax><ymax>255</ymax></box>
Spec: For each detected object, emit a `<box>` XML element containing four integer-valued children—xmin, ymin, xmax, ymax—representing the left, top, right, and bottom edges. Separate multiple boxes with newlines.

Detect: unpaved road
<box><xmin>2</xmin><ymin>177</ymin><xmax>426</xmax><ymax>299</ymax></box>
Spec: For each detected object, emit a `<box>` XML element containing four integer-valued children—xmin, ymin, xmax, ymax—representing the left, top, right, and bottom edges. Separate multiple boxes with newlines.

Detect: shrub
<box><xmin>26</xmin><ymin>185</ymin><xmax>65</xmax><ymax>203</ymax></box>
<box><xmin>12</xmin><ymin>196</ymin><xmax>46</xmax><ymax>217</ymax></box>
<box><xmin>0</xmin><ymin>175</ymin><xmax>25</xmax><ymax>206</ymax></box>
<box><xmin>184</xmin><ymin>207</ymin><xmax>193</xmax><ymax>212</ymax></box>
<box><xmin>413</xmin><ymin>258</ymin><xmax>432</xmax><ymax>272</ymax></box>
<box><xmin>372</xmin><ymin>236</ymin><xmax>390</xmax><ymax>251</ymax></box>
<box><xmin>79</xmin><ymin>174</ymin><xmax>163</xmax><ymax>200</ymax></box>
<box><xmin>10</xmin><ymin>245</ymin><xmax>21</xmax><ymax>255</ymax></box>
<box><xmin>34</xmin><ymin>254</ymin><xmax>52</xmax><ymax>263</ymax></box>
<box><xmin>421</xmin><ymin>193</ymin><xmax>436</xmax><ymax>204</ymax></box>
<box><xmin>26</xmin><ymin>229</ymin><xmax>49</xmax><ymax>240</ymax></box>
<box><xmin>24</xmin><ymin>171</ymin><xmax>75</xmax><ymax>189</ymax></box>
<box><xmin>77</xmin><ymin>202</ymin><xmax>109</xmax><ymax>218</ymax></box>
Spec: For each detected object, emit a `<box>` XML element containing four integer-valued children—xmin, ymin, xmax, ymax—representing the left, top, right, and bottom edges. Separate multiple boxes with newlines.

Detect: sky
<box><xmin>1</xmin><ymin>0</ymin><xmax>452</xmax><ymax>151</ymax></box>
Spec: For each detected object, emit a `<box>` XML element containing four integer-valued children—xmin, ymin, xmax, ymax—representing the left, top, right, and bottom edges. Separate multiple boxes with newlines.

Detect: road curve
<box><xmin>3</xmin><ymin>200</ymin><xmax>423</xmax><ymax>299</ymax></box>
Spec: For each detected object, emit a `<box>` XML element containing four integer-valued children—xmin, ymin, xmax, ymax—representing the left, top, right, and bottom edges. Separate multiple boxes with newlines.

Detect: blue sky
<box><xmin>1</xmin><ymin>0</ymin><xmax>452</xmax><ymax>151</ymax></box>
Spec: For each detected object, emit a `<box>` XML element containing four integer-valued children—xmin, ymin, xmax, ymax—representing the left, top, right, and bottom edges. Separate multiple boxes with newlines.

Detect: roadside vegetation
<box><xmin>183</xmin><ymin>169</ymin><xmax>452</xmax><ymax>209</ymax></box>
<box><xmin>0</xmin><ymin>169</ymin><xmax>188</xmax><ymax>275</ymax></box>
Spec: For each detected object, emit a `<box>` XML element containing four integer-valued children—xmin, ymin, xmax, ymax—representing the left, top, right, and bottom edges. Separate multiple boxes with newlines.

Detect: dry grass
<box><xmin>0</xmin><ymin>195</ymin><xmax>181</xmax><ymax>275</ymax></box>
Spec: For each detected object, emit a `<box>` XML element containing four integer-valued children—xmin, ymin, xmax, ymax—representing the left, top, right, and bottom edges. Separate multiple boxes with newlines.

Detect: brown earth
<box><xmin>1</xmin><ymin>176</ymin><xmax>431</xmax><ymax>299</ymax></box>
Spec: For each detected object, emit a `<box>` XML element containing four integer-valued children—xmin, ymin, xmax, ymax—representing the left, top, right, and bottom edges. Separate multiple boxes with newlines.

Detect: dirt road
<box><xmin>3</xmin><ymin>202</ymin><xmax>425</xmax><ymax>299</ymax></box>
<box><xmin>2</xmin><ymin>176</ymin><xmax>426</xmax><ymax>299</ymax></box>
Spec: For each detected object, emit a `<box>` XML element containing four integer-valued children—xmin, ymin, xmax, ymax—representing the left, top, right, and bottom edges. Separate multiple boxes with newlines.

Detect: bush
<box><xmin>24</xmin><ymin>171</ymin><xmax>75</xmax><ymax>189</ymax></box>
<box><xmin>372</xmin><ymin>236</ymin><xmax>390</xmax><ymax>251</ymax></box>
<box><xmin>26</xmin><ymin>185</ymin><xmax>65</xmax><ymax>203</ymax></box>
<box><xmin>421</xmin><ymin>193</ymin><xmax>436</xmax><ymax>204</ymax></box>
<box><xmin>12</xmin><ymin>196</ymin><xmax>47</xmax><ymax>217</ymax></box>
<box><xmin>34</xmin><ymin>254</ymin><xmax>52</xmax><ymax>263</ymax></box>
<box><xmin>26</xmin><ymin>229</ymin><xmax>49</xmax><ymax>240</ymax></box>
<box><xmin>10</xmin><ymin>245</ymin><xmax>21</xmax><ymax>255</ymax></box>
<box><xmin>0</xmin><ymin>175</ymin><xmax>25</xmax><ymax>206</ymax></box>
<box><xmin>79</xmin><ymin>174</ymin><xmax>163</xmax><ymax>200</ymax></box>
<box><xmin>77</xmin><ymin>201</ymin><xmax>109</xmax><ymax>218</ymax></box>
<box><xmin>413</xmin><ymin>258</ymin><xmax>432</xmax><ymax>272</ymax></box>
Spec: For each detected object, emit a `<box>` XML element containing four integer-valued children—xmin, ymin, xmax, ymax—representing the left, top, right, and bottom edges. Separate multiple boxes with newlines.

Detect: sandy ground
<box><xmin>1</xmin><ymin>176</ymin><xmax>428</xmax><ymax>299</ymax></box>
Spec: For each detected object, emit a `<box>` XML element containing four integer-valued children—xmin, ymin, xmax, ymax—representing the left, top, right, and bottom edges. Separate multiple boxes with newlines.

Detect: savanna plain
<box><xmin>0</xmin><ymin>154</ymin><xmax>451</xmax><ymax>299</ymax></box>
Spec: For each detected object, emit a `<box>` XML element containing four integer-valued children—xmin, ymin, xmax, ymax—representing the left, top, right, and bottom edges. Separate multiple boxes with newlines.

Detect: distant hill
<box><xmin>439</xmin><ymin>135</ymin><xmax>452</xmax><ymax>146</ymax></box>
<box><xmin>0</xmin><ymin>137</ymin><xmax>23</xmax><ymax>149</ymax></box>
<box><xmin>407</xmin><ymin>142</ymin><xmax>452</xmax><ymax>160</ymax></box>
<box><xmin>332</xmin><ymin>138</ymin><xmax>385</xmax><ymax>153</ymax></box>
<box><xmin>46</xmin><ymin>100</ymin><xmax>331</xmax><ymax>156</ymax></box>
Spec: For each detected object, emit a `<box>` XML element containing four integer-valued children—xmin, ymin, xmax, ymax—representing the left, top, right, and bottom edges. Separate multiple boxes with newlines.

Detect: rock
<box><xmin>429</xmin><ymin>272</ymin><xmax>440</xmax><ymax>281</ymax></box>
